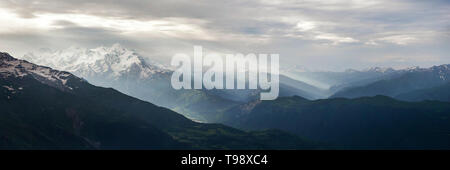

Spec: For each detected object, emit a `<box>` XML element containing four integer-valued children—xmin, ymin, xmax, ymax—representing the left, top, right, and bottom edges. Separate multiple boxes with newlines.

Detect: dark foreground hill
<box><xmin>222</xmin><ymin>95</ymin><xmax>450</xmax><ymax>149</ymax></box>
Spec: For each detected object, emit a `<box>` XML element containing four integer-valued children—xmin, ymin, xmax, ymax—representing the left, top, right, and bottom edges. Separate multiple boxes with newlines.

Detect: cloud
<box><xmin>296</xmin><ymin>21</ymin><xmax>316</xmax><ymax>32</ymax></box>
<box><xmin>314</xmin><ymin>33</ymin><xmax>359</xmax><ymax>44</ymax></box>
<box><xmin>0</xmin><ymin>0</ymin><xmax>449</xmax><ymax>70</ymax></box>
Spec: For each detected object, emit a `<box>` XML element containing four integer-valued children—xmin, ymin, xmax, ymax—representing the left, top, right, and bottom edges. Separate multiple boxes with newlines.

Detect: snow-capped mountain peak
<box><xmin>21</xmin><ymin>44</ymin><xmax>169</xmax><ymax>80</ymax></box>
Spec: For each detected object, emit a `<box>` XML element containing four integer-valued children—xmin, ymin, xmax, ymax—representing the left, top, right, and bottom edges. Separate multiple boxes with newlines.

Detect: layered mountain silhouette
<box><xmin>221</xmin><ymin>95</ymin><xmax>450</xmax><ymax>149</ymax></box>
<box><xmin>11</xmin><ymin>45</ymin><xmax>450</xmax><ymax>150</ymax></box>
<box><xmin>0</xmin><ymin>52</ymin><xmax>315</xmax><ymax>149</ymax></box>
<box><xmin>3</xmin><ymin>50</ymin><xmax>450</xmax><ymax>149</ymax></box>
<box><xmin>281</xmin><ymin>66</ymin><xmax>401</xmax><ymax>95</ymax></box>
<box><xmin>331</xmin><ymin>65</ymin><xmax>450</xmax><ymax>101</ymax></box>
<box><xmin>22</xmin><ymin>44</ymin><xmax>326</xmax><ymax>122</ymax></box>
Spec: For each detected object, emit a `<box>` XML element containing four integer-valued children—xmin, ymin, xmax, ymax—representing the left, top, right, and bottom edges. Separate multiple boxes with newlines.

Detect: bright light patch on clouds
<box><xmin>296</xmin><ymin>21</ymin><xmax>316</xmax><ymax>32</ymax></box>
<box><xmin>0</xmin><ymin>8</ymin><xmax>57</xmax><ymax>32</ymax></box>
<box><xmin>0</xmin><ymin>8</ymin><xmax>214</xmax><ymax>40</ymax></box>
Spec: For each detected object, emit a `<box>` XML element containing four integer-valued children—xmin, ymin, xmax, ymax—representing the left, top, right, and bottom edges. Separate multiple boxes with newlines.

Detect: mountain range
<box><xmin>22</xmin><ymin>45</ymin><xmax>241</xmax><ymax>122</ymax></box>
<box><xmin>21</xmin><ymin>44</ymin><xmax>327</xmax><ymax>122</ymax></box>
<box><xmin>0</xmin><ymin>52</ymin><xmax>315</xmax><ymax>149</ymax></box>
<box><xmin>3</xmin><ymin>49</ymin><xmax>450</xmax><ymax>149</ymax></box>
<box><xmin>283</xmin><ymin>63</ymin><xmax>450</xmax><ymax>103</ymax></box>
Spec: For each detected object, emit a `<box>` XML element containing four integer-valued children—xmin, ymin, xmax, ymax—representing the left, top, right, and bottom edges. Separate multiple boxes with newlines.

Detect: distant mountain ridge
<box><xmin>331</xmin><ymin>64</ymin><xmax>450</xmax><ymax>100</ymax></box>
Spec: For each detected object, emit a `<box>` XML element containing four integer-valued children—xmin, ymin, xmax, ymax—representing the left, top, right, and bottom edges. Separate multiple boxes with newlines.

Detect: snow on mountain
<box><xmin>401</xmin><ymin>65</ymin><xmax>450</xmax><ymax>81</ymax></box>
<box><xmin>404</xmin><ymin>66</ymin><xmax>421</xmax><ymax>72</ymax></box>
<box><xmin>0</xmin><ymin>52</ymin><xmax>78</xmax><ymax>91</ymax></box>
<box><xmin>363</xmin><ymin>67</ymin><xmax>396</xmax><ymax>73</ymax></box>
<box><xmin>429</xmin><ymin>64</ymin><xmax>450</xmax><ymax>81</ymax></box>
<box><xmin>21</xmin><ymin>44</ymin><xmax>170</xmax><ymax>81</ymax></box>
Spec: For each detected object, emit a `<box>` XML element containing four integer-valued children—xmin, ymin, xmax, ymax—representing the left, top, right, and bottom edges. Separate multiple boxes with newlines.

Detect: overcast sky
<box><xmin>0</xmin><ymin>0</ymin><xmax>449</xmax><ymax>71</ymax></box>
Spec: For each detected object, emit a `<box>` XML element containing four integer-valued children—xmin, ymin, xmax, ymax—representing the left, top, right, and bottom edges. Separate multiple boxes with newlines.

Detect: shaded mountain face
<box><xmin>331</xmin><ymin>65</ymin><xmax>450</xmax><ymax>99</ymax></box>
<box><xmin>0</xmin><ymin>52</ymin><xmax>315</xmax><ymax>149</ymax></box>
<box><xmin>395</xmin><ymin>82</ymin><xmax>450</xmax><ymax>102</ymax></box>
<box><xmin>221</xmin><ymin>95</ymin><xmax>450</xmax><ymax>149</ymax></box>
